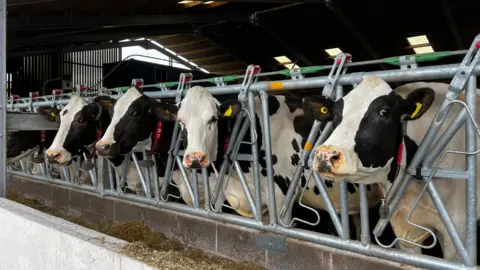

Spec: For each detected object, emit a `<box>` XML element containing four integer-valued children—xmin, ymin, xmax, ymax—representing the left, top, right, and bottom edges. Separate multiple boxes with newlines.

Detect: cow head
<box><xmin>95</xmin><ymin>86</ymin><xmax>177</xmax><ymax>157</ymax></box>
<box><xmin>304</xmin><ymin>76</ymin><xmax>435</xmax><ymax>185</ymax></box>
<box><xmin>45</xmin><ymin>95</ymin><xmax>114</xmax><ymax>165</ymax></box>
<box><xmin>154</xmin><ymin>86</ymin><xmax>242</xmax><ymax>169</ymax></box>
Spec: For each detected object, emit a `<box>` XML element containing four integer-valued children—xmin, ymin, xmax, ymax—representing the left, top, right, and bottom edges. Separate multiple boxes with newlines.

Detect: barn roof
<box><xmin>6</xmin><ymin>0</ymin><xmax>480</xmax><ymax>76</ymax></box>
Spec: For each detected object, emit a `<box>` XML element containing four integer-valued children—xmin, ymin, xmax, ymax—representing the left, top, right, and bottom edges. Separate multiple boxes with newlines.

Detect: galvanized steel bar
<box><xmin>312</xmin><ymin>173</ymin><xmax>344</xmax><ymax>239</ymax></box>
<box><xmin>359</xmin><ymin>184</ymin><xmax>370</xmax><ymax>245</ymax></box>
<box><xmin>142</xmin><ymin>150</ymin><xmax>152</xmax><ymax>198</ymax></box>
<box><xmin>191</xmin><ymin>169</ymin><xmax>200</xmax><ymax>209</ymax></box>
<box><xmin>202</xmin><ymin>168</ymin><xmax>210</xmax><ymax>211</ymax></box>
<box><xmin>151</xmin><ymin>155</ymin><xmax>160</xmax><ymax>200</ymax></box>
<box><xmin>247</xmin><ymin>92</ymin><xmax>263</xmax><ymax>222</ymax></box>
<box><xmin>339</xmin><ymin>180</ymin><xmax>350</xmax><ymax>240</ymax></box>
<box><xmin>259</xmin><ymin>91</ymin><xmax>277</xmax><ymax>224</ymax></box>
<box><xmin>0</xmin><ymin>0</ymin><xmax>5</xmax><ymax>198</ymax></box>
<box><xmin>465</xmin><ymin>75</ymin><xmax>477</xmax><ymax>266</ymax></box>
<box><xmin>131</xmin><ymin>153</ymin><xmax>149</xmax><ymax>196</ymax></box>
<box><xmin>11</xmin><ymin>63</ymin><xmax>480</xmax><ymax>110</ymax></box>
<box><xmin>175</xmin><ymin>156</ymin><xmax>196</xmax><ymax>206</ymax></box>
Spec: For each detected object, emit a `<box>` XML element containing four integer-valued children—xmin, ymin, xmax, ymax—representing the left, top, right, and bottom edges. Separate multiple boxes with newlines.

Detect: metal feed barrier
<box><xmin>1</xmin><ymin>10</ymin><xmax>480</xmax><ymax>267</ymax></box>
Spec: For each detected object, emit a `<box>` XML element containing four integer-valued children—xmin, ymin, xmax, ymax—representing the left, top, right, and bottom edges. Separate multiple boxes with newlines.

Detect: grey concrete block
<box><xmin>114</xmin><ymin>199</ymin><xmax>144</xmax><ymax>221</ymax></box>
<box><xmin>175</xmin><ymin>212</ymin><xmax>216</xmax><ymax>254</ymax></box>
<box><xmin>22</xmin><ymin>180</ymin><xmax>52</xmax><ymax>205</ymax></box>
<box><xmin>51</xmin><ymin>187</ymin><xmax>70</xmax><ymax>210</ymax></box>
<box><xmin>217</xmin><ymin>222</ymin><xmax>266</xmax><ymax>266</ymax></box>
<box><xmin>90</xmin><ymin>196</ymin><xmax>114</xmax><ymax>220</ymax></box>
<box><xmin>69</xmin><ymin>189</ymin><xmax>92</xmax><ymax>213</ymax></box>
<box><xmin>143</xmin><ymin>206</ymin><xmax>180</xmax><ymax>239</ymax></box>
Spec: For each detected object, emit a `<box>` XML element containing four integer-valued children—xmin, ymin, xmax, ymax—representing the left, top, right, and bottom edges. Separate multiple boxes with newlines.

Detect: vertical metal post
<box><xmin>247</xmin><ymin>92</ymin><xmax>263</xmax><ymax>223</ymax></box>
<box><xmin>359</xmin><ymin>184</ymin><xmax>370</xmax><ymax>245</ymax></box>
<box><xmin>202</xmin><ymin>168</ymin><xmax>210</xmax><ymax>211</ymax></box>
<box><xmin>0</xmin><ymin>0</ymin><xmax>6</xmax><ymax>199</ymax></box>
<box><xmin>465</xmin><ymin>75</ymin><xmax>477</xmax><ymax>266</ymax></box>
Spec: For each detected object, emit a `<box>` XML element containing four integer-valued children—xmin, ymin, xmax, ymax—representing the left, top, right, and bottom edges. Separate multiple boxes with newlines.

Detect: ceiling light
<box><xmin>325</xmin><ymin>48</ymin><xmax>342</xmax><ymax>57</ymax></box>
<box><xmin>178</xmin><ymin>0</ymin><xmax>192</xmax><ymax>4</ymax></box>
<box><xmin>407</xmin><ymin>35</ymin><xmax>429</xmax><ymax>46</ymax></box>
<box><xmin>284</xmin><ymin>63</ymin><xmax>300</xmax><ymax>69</ymax></box>
<box><xmin>413</xmin><ymin>45</ymin><xmax>435</xmax><ymax>54</ymax></box>
<box><xmin>203</xmin><ymin>1</ymin><xmax>214</xmax><ymax>3</ymax></box>
<box><xmin>274</xmin><ymin>55</ymin><xmax>291</xmax><ymax>64</ymax></box>
<box><xmin>200</xmin><ymin>68</ymin><xmax>210</xmax><ymax>73</ymax></box>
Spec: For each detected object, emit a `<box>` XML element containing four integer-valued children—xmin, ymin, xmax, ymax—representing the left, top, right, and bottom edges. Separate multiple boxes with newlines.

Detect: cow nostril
<box><xmin>330</xmin><ymin>153</ymin><xmax>340</xmax><ymax>164</ymax></box>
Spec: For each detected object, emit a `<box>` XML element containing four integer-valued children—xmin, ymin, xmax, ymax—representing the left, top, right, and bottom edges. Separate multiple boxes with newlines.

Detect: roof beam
<box><xmin>189</xmin><ymin>53</ymin><xmax>230</xmax><ymax>63</ymax></box>
<box><xmin>8</xmin><ymin>40</ymin><xmax>149</xmax><ymax>57</ymax></box>
<box><xmin>8</xmin><ymin>26</ymin><xmax>194</xmax><ymax>49</ymax></box>
<box><xmin>440</xmin><ymin>0</ymin><xmax>464</xmax><ymax>49</ymax></box>
<box><xmin>252</xmin><ymin>13</ymin><xmax>314</xmax><ymax>66</ymax></box>
<box><xmin>328</xmin><ymin>3</ymin><xmax>386</xmax><ymax>70</ymax></box>
<box><xmin>177</xmin><ymin>47</ymin><xmax>220</xmax><ymax>56</ymax></box>
<box><xmin>9</xmin><ymin>13</ymin><xmax>249</xmax><ymax>31</ymax></box>
<box><xmin>147</xmin><ymin>41</ymin><xmax>202</xmax><ymax>72</ymax></box>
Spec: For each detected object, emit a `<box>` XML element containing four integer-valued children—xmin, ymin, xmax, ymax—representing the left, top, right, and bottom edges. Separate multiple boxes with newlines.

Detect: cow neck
<box><xmin>381</xmin><ymin>123</ymin><xmax>407</xmax><ymax>199</ymax></box>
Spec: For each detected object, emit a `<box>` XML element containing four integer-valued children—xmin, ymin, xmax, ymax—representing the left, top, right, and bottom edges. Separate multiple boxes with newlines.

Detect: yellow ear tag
<box><xmin>224</xmin><ymin>105</ymin><xmax>233</xmax><ymax>117</ymax></box>
<box><xmin>410</xmin><ymin>102</ymin><xmax>422</xmax><ymax>118</ymax></box>
<box><xmin>165</xmin><ymin>109</ymin><xmax>169</xmax><ymax>113</ymax></box>
<box><xmin>320</xmin><ymin>106</ymin><xmax>328</xmax><ymax>114</ymax></box>
<box><xmin>51</xmin><ymin>112</ymin><xmax>56</xmax><ymax>117</ymax></box>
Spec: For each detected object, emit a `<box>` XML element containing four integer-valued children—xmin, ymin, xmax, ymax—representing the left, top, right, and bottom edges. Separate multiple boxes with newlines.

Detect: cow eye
<box><xmin>78</xmin><ymin>118</ymin><xmax>84</xmax><ymax>123</ymax></box>
<box><xmin>132</xmin><ymin>112</ymin><xmax>138</xmax><ymax>117</ymax></box>
<box><xmin>379</xmin><ymin>109</ymin><xmax>390</xmax><ymax>116</ymax></box>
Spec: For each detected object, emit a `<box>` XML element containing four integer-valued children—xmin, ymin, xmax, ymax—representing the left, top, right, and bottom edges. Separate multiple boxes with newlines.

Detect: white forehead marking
<box><xmin>49</xmin><ymin>96</ymin><xmax>87</xmax><ymax>150</ymax></box>
<box><xmin>100</xmin><ymin>87</ymin><xmax>142</xmax><ymax>144</ymax></box>
<box><xmin>178</xmin><ymin>86</ymin><xmax>218</xmax><ymax>122</ymax></box>
<box><xmin>323</xmin><ymin>76</ymin><xmax>393</xmax><ymax>149</ymax></box>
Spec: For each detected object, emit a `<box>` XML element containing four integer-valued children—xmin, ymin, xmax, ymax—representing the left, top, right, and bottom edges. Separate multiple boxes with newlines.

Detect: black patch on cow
<box><xmin>261</xmin><ymin>168</ymin><xmax>267</xmax><ymax>177</ymax></box>
<box><xmin>290</xmin><ymin>153</ymin><xmax>300</xmax><ymax>166</ymax></box>
<box><xmin>332</xmin><ymin>98</ymin><xmax>344</xmax><ymax>130</ymax></box>
<box><xmin>293</xmin><ymin>114</ymin><xmax>312</xmax><ymax>149</ymax></box>
<box><xmin>366</xmin><ymin>184</ymin><xmax>371</xmax><ymax>191</ymax></box>
<box><xmin>268</xmin><ymin>95</ymin><xmax>280</xmax><ymax>116</ymax></box>
<box><xmin>354</xmin><ymin>92</ymin><xmax>405</xmax><ymax>169</ymax></box>
<box><xmin>62</xmin><ymin>109</ymin><xmax>68</xmax><ymax>116</ymax></box>
<box><xmin>403</xmin><ymin>135</ymin><xmax>418</xmax><ymax>167</ymax></box>
<box><xmin>354</xmin><ymin>183</ymin><xmax>359</xmax><ymax>187</ymax></box>
<box><xmin>324</xmin><ymin>180</ymin><xmax>333</xmax><ymax>188</ymax></box>
<box><xmin>291</xmin><ymin>139</ymin><xmax>300</xmax><ymax>153</ymax></box>
<box><xmin>347</xmin><ymin>183</ymin><xmax>356</xmax><ymax>194</ymax></box>
<box><xmin>7</xmin><ymin>130</ymin><xmax>56</xmax><ymax>158</ymax></box>
<box><xmin>300</xmin><ymin>175</ymin><xmax>306</xmax><ymax>187</ymax></box>
<box><xmin>313</xmin><ymin>186</ymin><xmax>320</xmax><ymax>195</ymax></box>
<box><xmin>274</xmin><ymin>175</ymin><xmax>290</xmax><ymax>194</ymax></box>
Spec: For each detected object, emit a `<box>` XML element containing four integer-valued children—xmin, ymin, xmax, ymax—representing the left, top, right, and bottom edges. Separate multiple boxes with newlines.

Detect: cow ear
<box><xmin>37</xmin><ymin>107</ymin><xmax>61</xmax><ymax>122</ymax></box>
<box><xmin>218</xmin><ymin>100</ymin><xmax>242</xmax><ymax>118</ymax></box>
<box><xmin>94</xmin><ymin>96</ymin><xmax>116</xmax><ymax>111</ymax></box>
<box><xmin>91</xmin><ymin>102</ymin><xmax>103</xmax><ymax>121</ymax></box>
<box><xmin>154</xmin><ymin>102</ymin><xmax>177</xmax><ymax>122</ymax></box>
<box><xmin>303</xmin><ymin>96</ymin><xmax>334</xmax><ymax>122</ymax></box>
<box><xmin>402</xmin><ymin>87</ymin><xmax>435</xmax><ymax>121</ymax></box>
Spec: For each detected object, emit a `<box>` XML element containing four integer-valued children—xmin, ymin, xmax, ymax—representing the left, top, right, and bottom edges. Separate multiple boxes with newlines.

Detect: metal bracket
<box><xmin>175</xmin><ymin>73</ymin><xmax>193</xmax><ymax>105</ymax></box>
<box><xmin>255</xmin><ymin>234</ymin><xmax>286</xmax><ymax>252</ymax></box>
<box><xmin>322</xmin><ymin>53</ymin><xmax>351</xmax><ymax>99</ymax></box>
<box><xmin>28</xmin><ymin>92</ymin><xmax>39</xmax><ymax>112</ymax></box>
<box><xmin>158</xmin><ymin>83</ymin><xmax>169</xmax><ymax>91</ymax></box>
<box><xmin>238</xmin><ymin>64</ymin><xmax>261</xmax><ymax>104</ymax></box>
<box><xmin>289</xmin><ymin>68</ymin><xmax>304</xmax><ymax>80</ymax></box>
<box><xmin>214</xmin><ymin>76</ymin><xmax>226</xmax><ymax>86</ymax></box>
<box><xmin>399</xmin><ymin>55</ymin><xmax>418</xmax><ymax>70</ymax></box>
<box><xmin>51</xmin><ymin>89</ymin><xmax>63</xmax><ymax>108</ymax></box>
<box><xmin>447</xmin><ymin>34</ymin><xmax>480</xmax><ymax>98</ymax></box>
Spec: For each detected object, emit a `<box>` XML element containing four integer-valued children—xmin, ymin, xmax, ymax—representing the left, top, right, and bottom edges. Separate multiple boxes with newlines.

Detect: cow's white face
<box><xmin>304</xmin><ymin>76</ymin><xmax>435</xmax><ymax>184</ymax></box>
<box><xmin>46</xmin><ymin>96</ymin><xmax>103</xmax><ymax>165</ymax></box>
<box><xmin>156</xmin><ymin>86</ymin><xmax>242</xmax><ymax>169</ymax></box>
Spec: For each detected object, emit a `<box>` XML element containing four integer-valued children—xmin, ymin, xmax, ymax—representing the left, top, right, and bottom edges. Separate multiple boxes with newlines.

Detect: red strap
<box><xmin>90</xmin><ymin>129</ymin><xmax>102</xmax><ymax>157</ymax></box>
<box><xmin>40</xmin><ymin>130</ymin><xmax>46</xmax><ymax>143</ymax></box>
<box><xmin>148</xmin><ymin>121</ymin><xmax>163</xmax><ymax>157</ymax></box>
<box><xmin>376</xmin><ymin>184</ymin><xmax>384</xmax><ymax>200</ymax></box>
<box><xmin>396</xmin><ymin>143</ymin><xmax>403</xmax><ymax>165</ymax></box>
<box><xmin>224</xmin><ymin>136</ymin><xmax>230</xmax><ymax>153</ymax></box>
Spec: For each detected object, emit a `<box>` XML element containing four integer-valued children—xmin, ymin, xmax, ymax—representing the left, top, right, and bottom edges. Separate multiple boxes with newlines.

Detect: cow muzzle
<box><xmin>95</xmin><ymin>140</ymin><xmax>112</xmax><ymax>157</ymax></box>
<box><xmin>313</xmin><ymin>145</ymin><xmax>358</xmax><ymax>179</ymax></box>
<box><xmin>183</xmin><ymin>151</ymin><xmax>209</xmax><ymax>169</ymax></box>
<box><xmin>45</xmin><ymin>148</ymin><xmax>71</xmax><ymax>165</ymax></box>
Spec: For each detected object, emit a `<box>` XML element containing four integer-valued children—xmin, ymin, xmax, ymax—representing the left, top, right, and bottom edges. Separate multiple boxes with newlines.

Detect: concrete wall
<box><xmin>7</xmin><ymin>175</ymin><xmax>424</xmax><ymax>270</ymax></box>
<box><xmin>0</xmin><ymin>197</ymin><xmax>154</xmax><ymax>270</ymax></box>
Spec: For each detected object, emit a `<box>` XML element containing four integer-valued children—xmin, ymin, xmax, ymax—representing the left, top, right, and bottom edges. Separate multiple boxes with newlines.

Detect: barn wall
<box><xmin>7</xmin><ymin>48</ymin><xmax>121</xmax><ymax>97</ymax></box>
<box><xmin>7</xmin><ymin>175</ymin><xmax>423</xmax><ymax>270</ymax></box>
<box><xmin>0</xmin><ymin>197</ymin><xmax>154</xmax><ymax>270</ymax></box>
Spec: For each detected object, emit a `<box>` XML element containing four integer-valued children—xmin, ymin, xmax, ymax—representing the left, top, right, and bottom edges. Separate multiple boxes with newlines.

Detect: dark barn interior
<box><xmin>5</xmin><ymin>0</ymin><xmax>480</xmax><ymax>97</ymax></box>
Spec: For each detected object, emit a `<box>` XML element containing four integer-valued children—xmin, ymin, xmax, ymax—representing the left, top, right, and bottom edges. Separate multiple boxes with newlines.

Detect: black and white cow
<box><xmin>95</xmin><ymin>86</ymin><xmax>232</xmax><ymax>211</ymax></box>
<box><xmin>43</xmin><ymin>95</ymin><xmax>143</xmax><ymax>189</ymax></box>
<box><xmin>307</xmin><ymin>75</ymin><xmax>480</xmax><ymax>260</ymax></box>
<box><xmin>145</xmin><ymin>85</ymin><xmax>382</xmax><ymax>230</ymax></box>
